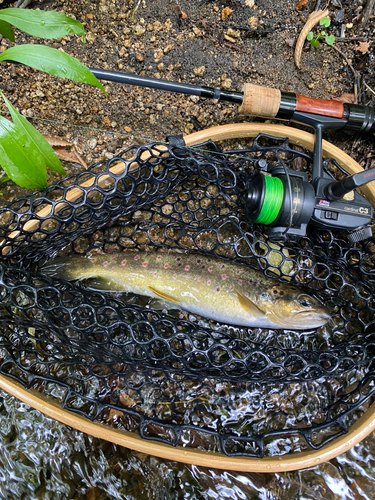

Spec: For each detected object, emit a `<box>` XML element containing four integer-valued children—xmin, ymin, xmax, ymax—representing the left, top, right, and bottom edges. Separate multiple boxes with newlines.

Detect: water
<box><xmin>0</xmin><ymin>389</ymin><xmax>375</xmax><ymax>500</ymax></box>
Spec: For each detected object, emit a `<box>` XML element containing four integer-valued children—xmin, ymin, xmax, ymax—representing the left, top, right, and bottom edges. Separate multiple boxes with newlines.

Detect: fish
<box><xmin>42</xmin><ymin>251</ymin><xmax>330</xmax><ymax>330</ymax></box>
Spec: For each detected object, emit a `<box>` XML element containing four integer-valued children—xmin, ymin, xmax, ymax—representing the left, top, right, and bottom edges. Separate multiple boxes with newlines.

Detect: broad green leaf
<box><xmin>0</xmin><ymin>8</ymin><xmax>84</xmax><ymax>43</ymax></box>
<box><xmin>310</xmin><ymin>39</ymin><xmax>320</xmax><ymax>48</ymax></box>
<box><xmin>325</xmin><ymin>34</ymin><xmax>335</xmax><ymax>45</ymax></box>
<box><xmin>0</xmin><ymin>45</ymin><xmax>106</xmax><ymax>95</ymax></box>
<box><xmin>0</xmin><ymin>115</ymin><xmax>47</xmax><ymax>189</ymax></box>
<box><xmin>319</xmin><ymin>17</ymin><xmax>330</xmax><ymax>27</ymax></box>
<box><xmin>306</xmin><ymin>31</ymin><xmax>313</xmax><ymax>41</ymax></box>
<box><xmin>1</xmin><ymin>92</ymin><xmax>65</xmax><ymax>175</ymax></box>
<box><xmin>0</xmin><ymin>20</ymin><xmax>14</xmax><ymax>42</ymax></box>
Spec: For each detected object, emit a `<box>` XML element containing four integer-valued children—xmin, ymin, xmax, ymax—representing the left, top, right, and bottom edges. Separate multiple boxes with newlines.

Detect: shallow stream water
<box><xmin>0</xmin><ymin>388</ymin><xmax>374</xmax><ymax>500</ymax></box>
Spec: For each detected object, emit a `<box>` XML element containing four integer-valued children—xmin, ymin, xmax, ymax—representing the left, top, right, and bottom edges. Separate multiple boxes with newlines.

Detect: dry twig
<box><xmin>362</xmin><ymin>0</ymin><xmax>375</xmax><ymax>28</ymax></box>
<box><xmin>330</xmin><ymin>44</ymin><xmax>360</xmax><ymax>101</ymax></box>
<box><xmin>364</xmin><ymin>82</ymin><xmax>375</xmax><ymax>97</ymax></box>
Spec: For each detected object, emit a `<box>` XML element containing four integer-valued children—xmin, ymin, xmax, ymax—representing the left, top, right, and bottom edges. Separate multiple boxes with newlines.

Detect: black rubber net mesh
<box><xmin>0</xmin><ymin>134</ymin><xmax>374</xmax><ymax>458</ymax></box>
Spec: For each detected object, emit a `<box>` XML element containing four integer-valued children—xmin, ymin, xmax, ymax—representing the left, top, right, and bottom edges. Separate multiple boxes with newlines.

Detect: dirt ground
<box><xmin>0</xmin><ymin>0</ymin><xmax>374</xmax><ymax>203</ymax></box>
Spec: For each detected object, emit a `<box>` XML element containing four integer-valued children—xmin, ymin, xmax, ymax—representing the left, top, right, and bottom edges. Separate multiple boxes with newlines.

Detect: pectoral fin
<box><xmin>264</xmin><ymin>311</ymin><xmax>286</xmax><ymax>327</ymax></box>
<box><xmin>148</xmin><ymin>286</ymin><xmax>180</xmax><ymax>305</ymax></box>
<box><xmin>234</xmin><ymin>289</ymin><xmax>264</xmax><ymax>318</ymax></box>
<box><xmin>85</xmin><ymin>277</ymin><xmax>125</xmax><ymax>291</ymax></box>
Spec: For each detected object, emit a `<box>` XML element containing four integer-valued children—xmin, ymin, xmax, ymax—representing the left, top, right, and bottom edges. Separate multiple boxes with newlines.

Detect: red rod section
<box><xmin>295</xmin><ymin>94</ymin><xmax>345</xmax><ymax>119</ymax></box>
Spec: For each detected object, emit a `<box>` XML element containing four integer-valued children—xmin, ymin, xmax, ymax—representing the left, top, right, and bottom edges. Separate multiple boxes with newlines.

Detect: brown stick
<box><xmin>294</xmin><ymin>9</ymin><xmax>329</xmax><ymax>69</ymax></box>
<box><xmin>362</xmin><ymin>0</ymin><xmax>375</xmax><ymax>27</ymax></box>
<box><xmin>330</xmin><ymin>45</ymin><xmax>360</xmax><ymax>101</ymax></box>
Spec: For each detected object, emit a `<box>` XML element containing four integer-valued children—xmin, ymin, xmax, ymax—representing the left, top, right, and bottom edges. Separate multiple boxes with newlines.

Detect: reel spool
<box><xmin>0</xmin><ymin>123</ymin><xmax>375</xmax><ymax>473</ymax></box>
<box><xmin>245</xmin><ymin>161</ymin><xmax>375</xmax><ymax>243</ymax></box>
<box><xmin>246</xmin><ymin>165</ymin><xmax>315</xmax><ymax>240</ymax></box>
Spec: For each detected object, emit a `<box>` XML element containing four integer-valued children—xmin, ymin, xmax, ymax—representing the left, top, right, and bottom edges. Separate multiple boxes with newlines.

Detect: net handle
<box><xmin>1</xmin><ymin>123</ymin><xmax>375</xmax><ymax>471</ymax></box>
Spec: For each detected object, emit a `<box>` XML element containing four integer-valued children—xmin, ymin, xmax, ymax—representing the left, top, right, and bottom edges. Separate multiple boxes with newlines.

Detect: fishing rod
<box><xmin>90</xmin><ymin>67</ymin><xmax>375</xmax><ymax>132</ymax></box>
<box><xmin>90</xmin><ymin>67</ymin><xmax>375</xmax><ymax>242</ymax></box>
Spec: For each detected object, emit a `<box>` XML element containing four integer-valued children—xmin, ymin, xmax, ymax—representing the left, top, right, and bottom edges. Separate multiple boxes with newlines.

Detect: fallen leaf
<box><xmin>86</xmin><ymin>486</ymin><xmax>101</xmax><ymax>500</ymax></box>
<box><xmin>221</xmin><ymin>7</ymin><xmax>233</xmax><ymax>21</ymax></box>
<box><xmin>56</xmin><ymin>147</ymin><xmax>88</xmax><ymax>169</ymax></box>
<box><xmin>296</xmin><ymin>0</ymin><xmax>308</xmax><ymax>10</ymax></box>
<box><xmin>355</xmin><ymin>41</ymin><xmax>370</xmax><ymax>54</ymax></box>
<box><xmin>245</xmin><ymin>0</ymin><xmax>255</xmax><ymax>7</ymax></box>
<box><xmin>332</xmin><ymin>93</ymin><xmax>357</xmax><ymax>104</ymax></box>
<box><xmin>107</xmin><ymin>408</ymin><xmax>124</xmax><ymax>421</ymax></box>
<box><xmin>43</xmin><ymin>135</ymin><xmax>71</xmax><ymax>148</ymax></box>
<box><xmin>119</xmin><ymin>392</ymin><xmax>136</xmax><ymax>407</ymax></box>
<box><xmin>43</xmin><ymin>135</ymin><xmax>88</xmax><ymax>169</ymax></box>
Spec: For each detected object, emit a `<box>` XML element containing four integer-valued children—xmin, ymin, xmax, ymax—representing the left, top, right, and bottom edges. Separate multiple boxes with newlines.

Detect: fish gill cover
<box><xmin>0</xmin><ymin>134</ymin><xmax>373</xmax><ymax>458</ymax></box>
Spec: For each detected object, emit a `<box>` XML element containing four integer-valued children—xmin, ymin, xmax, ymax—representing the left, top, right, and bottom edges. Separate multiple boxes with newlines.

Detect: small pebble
<box><xmin>88</xmin><ymin>138</ymin><xmax>97</xmax><ymax>150</ymax></box>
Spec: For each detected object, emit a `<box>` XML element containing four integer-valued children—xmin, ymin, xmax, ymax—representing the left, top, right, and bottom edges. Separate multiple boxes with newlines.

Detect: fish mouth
<box><xmin>294</xmin><ymin>309</ymin><xmax>330</xmax><ymax>320</ymax></box>
<box><xmin>266</xmin><ymin>309</ymin><xmax>330</xmax><ymax>329</ymax></box>
<box><xmin>292</xmin><ymin>309</ymin><xmax>330</xmax><ymax>327</ymax></box>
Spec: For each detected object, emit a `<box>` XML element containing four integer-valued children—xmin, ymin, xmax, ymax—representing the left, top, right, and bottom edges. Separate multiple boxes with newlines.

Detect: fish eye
<box><xmin>297</xmin><ymin>295</ymin><xmax>313</xmax><ymax>308</ymax></box>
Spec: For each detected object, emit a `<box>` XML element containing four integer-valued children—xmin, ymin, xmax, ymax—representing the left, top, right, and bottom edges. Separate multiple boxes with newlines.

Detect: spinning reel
<box><xmin>245</xmin><ymin>110</ymin><xmax>375</xmax><ymax>243</ymax></box>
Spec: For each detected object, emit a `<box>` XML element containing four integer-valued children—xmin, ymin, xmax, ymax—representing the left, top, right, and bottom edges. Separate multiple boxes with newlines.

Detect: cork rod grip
<box><xmin>238</xmin><ymin>83</ymin><xmax>281</xmax><ymax>118</ymax></box>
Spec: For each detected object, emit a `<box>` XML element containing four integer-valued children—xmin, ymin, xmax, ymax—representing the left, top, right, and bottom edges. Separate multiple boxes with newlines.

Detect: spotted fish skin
<box><xmin>43</xmin><ymin>251</ymin><xmax>330</xmax><ymax>330</ymax></box>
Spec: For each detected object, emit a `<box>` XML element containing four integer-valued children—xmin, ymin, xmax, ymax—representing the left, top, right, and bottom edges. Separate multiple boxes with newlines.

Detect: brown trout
<box><xmin>43</xmin><ymin>251</ymin><xmax>330</xmax><ymax>330</ymax></box>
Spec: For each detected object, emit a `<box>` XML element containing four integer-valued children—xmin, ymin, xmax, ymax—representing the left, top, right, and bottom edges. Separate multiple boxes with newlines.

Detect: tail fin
<box><xmin>42</xmin><ymin>256</ymin><xmax>82</xmax><ymax>282</ymax></box>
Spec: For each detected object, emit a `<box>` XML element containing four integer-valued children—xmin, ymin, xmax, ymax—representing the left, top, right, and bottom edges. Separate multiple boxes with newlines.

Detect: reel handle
<box><xmin>325</xmin><ymin>168</ymin><xmax>375</xmax><ymax>201</ymax></box>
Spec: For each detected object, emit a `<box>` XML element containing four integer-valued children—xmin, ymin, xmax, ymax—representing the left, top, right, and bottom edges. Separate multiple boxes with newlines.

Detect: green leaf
<box><xmin>0</xmin><ymin>20</ymin><xmax>14</xmax><ymax>42</ymax></box>
<box><xmin>310</xmin><ymin>39</ymin><xmax>320</xmax><ymax>47</ymax></box>
<box><xmin>0</xmin><ymin>8</ymin><xmax>84</xmax><ymax>43</ymax></box>
<box><xmin>319</xmin><ymin>17</ymin><xmax>330</xmax><ymax>27</ymax></box>
<box><xmin>325</xmin><ymin>34</ymin><xmax>335</xmax><ymax>45</ymax></box>
<box><xmin>0</xmin><ymin>115</ymin><xmax>47</xmax><ymax>189</ymax></box>
<box><xmin>0</xmin><ymin>45</ymin><xmax>106</xmax><ymax>95</ymax></box>
<box><xmin>306</xmin><ymin>31</ymin><xmax>313</xmax><ymax>41</ymax></box>
<box><xmin>1</xmin><ymin>92</ymin><xmax>65</xmax><ymax>175</ymax></box>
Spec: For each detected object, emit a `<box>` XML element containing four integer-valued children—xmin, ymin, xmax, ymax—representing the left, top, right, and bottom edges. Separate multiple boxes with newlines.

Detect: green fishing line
<box><xmin>255</xmin><ymin>175</ymin><xmax>284</xmax><ymax>225</ymax></box>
